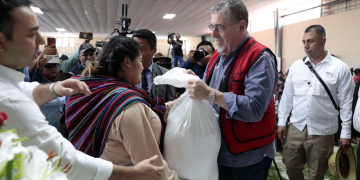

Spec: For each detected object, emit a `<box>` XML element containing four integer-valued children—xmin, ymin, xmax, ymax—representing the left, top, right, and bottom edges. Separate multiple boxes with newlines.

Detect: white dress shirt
<box><xmin>278</xmin><ymin>51</ymin><xmax>354</xmax><ymax>139</ymax></box>
<box><xmin>0</xmin><ymin>64</ymin><xmax>113</xmax><ymax>180</ymax></box>
<box><xmin>353</xmin><ymin>88</ymin><xmax>360</xmax><ymax>132</ymax></box>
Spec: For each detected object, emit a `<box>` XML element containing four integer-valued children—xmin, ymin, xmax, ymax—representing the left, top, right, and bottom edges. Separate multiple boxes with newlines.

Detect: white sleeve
<box><xmin>278</xmin><ymin>64</ymin><xmax>295</xmax><ymax>126</ymax></box>
<box><xmin>354</xmin><ymin>89</ymin><xmax>360</xmax><ymax>133</ymax></box>
<box><xmin>337</xmin><ymin>64</ymin><xmax>355</xmax><ymax>139</ymax></box>
<box><xmin>18</xmin><ymin>81</ymin><xmax>40</xmax><ymax>101</ymax></box>
<box><xmin>1</xmin><ymin>94</ymin><xmax>113</xmax><ymax>180</ymax></box>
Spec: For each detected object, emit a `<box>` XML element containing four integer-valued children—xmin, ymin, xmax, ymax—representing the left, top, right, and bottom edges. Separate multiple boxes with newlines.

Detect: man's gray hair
<box><xmin>211</xmin><ymin>0</ymin><xmax>248</xmax><ymax>28</ymax></box>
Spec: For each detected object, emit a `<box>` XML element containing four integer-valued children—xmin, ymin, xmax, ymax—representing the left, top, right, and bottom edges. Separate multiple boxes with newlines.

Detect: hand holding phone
<box><xmin>47</xmin><ymin>37</ymin><xmax>56</xmax><ymax>48</ymax></box>
<box><xmin>79</xmin><ymin>32</ymin><xmax>93</xmax><ymax>40</ymax></box>
<box><xmin>36</xmin><ymin>53</ymin><xmax>50</xmax><ymax>70</ymax></box>
<box><xmin>43</xmin><ymin>44</ymin><xmax>57</xmax><ymax>55</ymax></box>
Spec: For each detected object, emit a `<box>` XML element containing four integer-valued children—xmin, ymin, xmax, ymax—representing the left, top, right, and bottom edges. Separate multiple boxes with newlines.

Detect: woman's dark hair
<box><xmin>82</xmin><ymin>36</ymin><xmax>141</xmax><ymax>77</ymax></box>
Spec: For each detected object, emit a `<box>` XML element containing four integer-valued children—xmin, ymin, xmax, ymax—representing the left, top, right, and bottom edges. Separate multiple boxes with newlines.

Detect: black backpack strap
<box><xmin>353</xmin><ymin>79</ymin><xmax>360</xmax><ymax>113</ymax></box>
<box><xmin>352</xmin><ymin>80</ymin><xmax>360</xmax><ymax>138</ymax></box>
<box><xmin>302</xmin><ymin>57</ymin><xmax>340</xmax><ymax>111</ymax></box>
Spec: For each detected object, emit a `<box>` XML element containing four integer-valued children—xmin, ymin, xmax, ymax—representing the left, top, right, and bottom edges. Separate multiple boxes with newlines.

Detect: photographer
<box><xmin>183</xmin><ymin>41</ymin><xmax>214</xmax><ymax>79</ymax></box>
<box><xmin>59</xmin><ymin>39</ymin><xmax>93</xmax><ymax>73</ymax></box>
<box><xmin>168</xmin><ymin>33</ymin><xmax>183</xmax><ymax>67</ymax></box>
<box><xmin>23</xmin><ymin>45</ymin><xmax>57</xmax><ymax>83</ymax></box>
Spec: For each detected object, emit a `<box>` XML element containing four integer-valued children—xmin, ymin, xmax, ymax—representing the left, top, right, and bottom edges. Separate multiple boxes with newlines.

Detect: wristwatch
<box><xmin>49</xmin><ymin>82</ymin><xmax>62</xmax><ymax>98</ymax></box>
<box><xmin>207</xmin><ymin>88</ymin><xmax>216</xmax><ymax>102</ymax></box>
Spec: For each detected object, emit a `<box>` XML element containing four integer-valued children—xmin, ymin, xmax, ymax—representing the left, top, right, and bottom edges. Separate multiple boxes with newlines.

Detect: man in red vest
<box><xmin>186</xmin><ymin>0</ymin><xmax>278</xmax><ymax>179</ymax></box>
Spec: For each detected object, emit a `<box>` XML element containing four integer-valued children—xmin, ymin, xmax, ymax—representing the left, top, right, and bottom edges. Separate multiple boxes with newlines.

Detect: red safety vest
<box><xmin>205</xmin><ymin>37</ymin><xmax>277</xmax><ymax>155</ymax></box>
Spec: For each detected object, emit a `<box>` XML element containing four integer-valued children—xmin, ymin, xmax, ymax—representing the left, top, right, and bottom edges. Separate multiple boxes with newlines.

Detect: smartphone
<box><xmin>79</xmin><ymin>32</ymin><xmax>93</xmax><ymax>40</ymax></box>
<box><xmin>44</xmin><ymin>55</ymin><xmax>60</xmax><ymax>64</ymax></box>
<box><xmin>47</xmin><ymin>37</ymin><xmax>56</xmax><ymax>48</ymax></box>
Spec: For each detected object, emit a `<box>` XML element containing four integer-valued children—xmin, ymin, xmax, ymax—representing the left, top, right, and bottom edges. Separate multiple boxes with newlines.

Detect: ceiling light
<box><xmin>30</xmin><ymin>6</ymin><xmax>43</xmax><ymax>14</ymax></box>
<box><xmin>163</xmin><ymin>14</ymin><xmax>176</xmax><ymax>19</ymax></box>
<box><xmin>56</xmin><ymin>28</ymin><xmax>66</xmax><ymax>32</ymax></box>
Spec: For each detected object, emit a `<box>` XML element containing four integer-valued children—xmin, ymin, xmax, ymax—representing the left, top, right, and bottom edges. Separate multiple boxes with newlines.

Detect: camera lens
<box><xmin>193</xmin><ymin>48</ymin><xmax>208</xmax><ymax>62</ymax></box>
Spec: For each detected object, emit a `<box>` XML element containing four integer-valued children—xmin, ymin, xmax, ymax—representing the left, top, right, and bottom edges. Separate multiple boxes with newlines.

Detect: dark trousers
<box><xmin>357</xmin><ymin>143</ymin><xmax>360</xmax><ymax>180</ymax></box>
<box><xmin>218</xmin><ymin>156</ymin><xmax>273</xmax><ymax>180</ymax></box>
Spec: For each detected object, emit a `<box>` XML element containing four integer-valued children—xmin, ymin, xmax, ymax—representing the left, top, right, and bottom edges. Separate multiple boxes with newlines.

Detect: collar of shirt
<box><xmin>218</xmin><ymin>34</ymin><xmax>251</xmax><ymax>58</ymax></box>
<box><xmin>217</xmin><ymin>34</ymin><xmax>251</xmax><ymax>73</ymax></box>
<box><xmin>0</xmin><ymin>64</ymin><xmax>25</xmax><ymax>85</ymax></box>
<box><xmin>78</xmin><ymin>61</ymin><xmax>86</xmax><ymax>68</ymax></box>
<box><xmin>135</xmin><ymin>61</ymin><xmax>153</xmax><ymax>90</ymax></box>
<box><xmin>303</xmin><ymin>50</ymin><xmax>334</xmax><ymax>67</ymax></box>
<box><xmin>148</xmin><ymin>61</ymin><xmax>153</xmax><ymax>73</ymax></box>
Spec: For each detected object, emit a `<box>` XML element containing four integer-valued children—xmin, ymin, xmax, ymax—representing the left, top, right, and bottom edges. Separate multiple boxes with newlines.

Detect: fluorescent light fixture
<box><xmin>30</xmin><ymin>6</ymin><xmax>43</xmax><ymax>14</ymax></box>
<box><xmin>163</xmin><ymin>14</ymin><xmax>176</xmax><ymax>19</ymax></box>
<box><xmin>56</xmin><ymin>28</ymin><xmax>66</xmax><ymax>32</ymax></box>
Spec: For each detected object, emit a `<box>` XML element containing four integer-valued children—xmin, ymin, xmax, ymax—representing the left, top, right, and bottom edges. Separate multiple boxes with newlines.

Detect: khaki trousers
<box><xmin>282</xmin><ymin>124</ymin><xmax>334</xmax><ymax>180</ymax></box>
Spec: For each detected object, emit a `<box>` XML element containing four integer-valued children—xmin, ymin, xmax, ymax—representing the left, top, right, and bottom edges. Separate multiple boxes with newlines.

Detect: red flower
<box><xmin>0</xmin><ymin>110</ymin><xmax>7</xmax><ymax>126</ymax></box>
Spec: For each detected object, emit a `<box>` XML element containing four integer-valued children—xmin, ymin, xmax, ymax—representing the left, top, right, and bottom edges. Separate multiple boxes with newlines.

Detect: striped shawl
<box><xmin>65</xmin><ymin>76</ymin><xmax>166</xmax><ymax>157</ymax></box>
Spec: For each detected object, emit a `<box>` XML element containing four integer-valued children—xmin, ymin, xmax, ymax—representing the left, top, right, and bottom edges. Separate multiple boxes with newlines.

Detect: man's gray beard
<box><xmin>217</xmin><ymin>46</ymin><xmax>225</xmax><ymax>54</ymax></box>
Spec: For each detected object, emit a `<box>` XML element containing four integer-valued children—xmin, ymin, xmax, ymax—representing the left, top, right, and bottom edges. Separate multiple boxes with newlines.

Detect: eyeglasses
<box><xmin>208</xmin><ymin>21</ymin><xmax>240</xmax><ymax>33</ymax></box>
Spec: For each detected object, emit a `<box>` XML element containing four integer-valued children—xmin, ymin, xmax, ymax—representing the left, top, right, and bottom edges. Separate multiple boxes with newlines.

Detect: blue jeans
<box><xmin>218</xmin><ymin>156</ymin><xmax>273</xmax><ymax>180</ymax></box>
<box><xmin>173</xmin><ymin>55</ymin><xmax>184</xmax><ymax>67</ymax></box>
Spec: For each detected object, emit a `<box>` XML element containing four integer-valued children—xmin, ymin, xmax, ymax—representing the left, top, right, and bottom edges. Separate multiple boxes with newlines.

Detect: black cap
<box><xmin>59</xmin><ymin>54</ymin><xmax>68</xmax><ymax>60</ymax></box>
<box><xmin>78</xmin><ymin>43</ymin><xmax>95</xmax><ymax>53</ymax></box>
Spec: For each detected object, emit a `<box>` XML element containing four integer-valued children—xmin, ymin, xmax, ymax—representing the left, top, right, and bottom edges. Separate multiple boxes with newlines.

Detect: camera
<box><xmin>95</xmin><ymin>40</ymin><xmax>105</xmax><ymax>48</ymax></box>
<box><xmin>94</xmin><ymin>40</ymin><xmax>105</xmax><ymax>56</ymax></box>
<box><xmin>168</xmin><ymin>33</ymin><xmax>176</xmax><ymax>44</ymax></box>
<box><xmin>193</xmin><ymin>48</ymin><xmax>209</xmax><ymax>62</ymax></box>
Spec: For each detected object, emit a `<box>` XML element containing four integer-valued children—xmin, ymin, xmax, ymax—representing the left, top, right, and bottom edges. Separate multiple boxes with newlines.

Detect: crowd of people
<box><xmin>1</xmin><ymin>0</ymin><xmax>360</xmax><ymax>180</ymax></box>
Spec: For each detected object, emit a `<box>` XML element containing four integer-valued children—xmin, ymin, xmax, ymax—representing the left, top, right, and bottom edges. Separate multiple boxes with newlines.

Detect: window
<box><xmin>56</xmin><ymin>38</ymin><xmax>62</xmax><ymax>47</ymax></box>
<box><xmin>249</xmin><ymin>12</ymin><xmax>275</xmax><ymax>33</ymax></box>
<box><xmin>283</xmin><ymin>0</ymin><xmax>322</xmax><ymax>26</ymax></box>
<box><xmin>63</xmin><ymin>38</ymin><xmax>69</xmax><ymax>47</ymax></box>
<box><xmin>70</xmin><ymin>38</ymin><xmax>75</xmax><ymax>47</ymax></box>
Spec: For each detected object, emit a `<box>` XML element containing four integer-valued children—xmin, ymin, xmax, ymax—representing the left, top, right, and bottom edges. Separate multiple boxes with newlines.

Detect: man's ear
<box><xmin>152</xmin><ymin>47</ymin><xmax>157</xmax><ymax>57</ymax></box>
<box><xmin>239</xmin><ymin>20</ymin><xmax>246</xmax><ymax>32</ymax></box>
<box><xmin>322</xmin><ymin>37</ymin><xmax>326</xmax><ymax>45</ymax></box>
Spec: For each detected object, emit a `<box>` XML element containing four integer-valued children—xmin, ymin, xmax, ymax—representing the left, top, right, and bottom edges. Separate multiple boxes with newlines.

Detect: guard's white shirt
<box><xmin>0</xmin><ymin>64</ymin><xmax>113</xmax><ymax>179</ymax></box>
<box><xmin>353</xmin><ymin>88</ymin><xmax>360</xmax><ymax>132</ymax></box>
<box><xmin>278</xmin><ymin>51</ymin><xmax>354</xmax><ymax>139</ymax></box>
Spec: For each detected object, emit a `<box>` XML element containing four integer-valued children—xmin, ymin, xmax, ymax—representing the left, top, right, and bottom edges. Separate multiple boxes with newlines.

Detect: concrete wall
<box><xmin>282</xmin><ymin>8</ymin><xmax>360</xmax><ymax>71</ymax></box>
<box><xmin>249</xmin><ymin>7</ymin><xmax>360</xmax><ymax>72</ymax></box>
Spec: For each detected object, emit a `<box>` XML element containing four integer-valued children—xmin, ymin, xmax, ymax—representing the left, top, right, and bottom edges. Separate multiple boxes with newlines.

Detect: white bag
<box><xmin>154</xmin><ymin>68</ymin><xmax>221</xmax><ymax>180</ymax></box>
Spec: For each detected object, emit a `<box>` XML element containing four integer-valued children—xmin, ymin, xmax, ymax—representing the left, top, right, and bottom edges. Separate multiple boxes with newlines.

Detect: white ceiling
<box><xmin>32</xmin><ymin>0</ymin><xmax>316</xmax><ymax>39</ymax></box>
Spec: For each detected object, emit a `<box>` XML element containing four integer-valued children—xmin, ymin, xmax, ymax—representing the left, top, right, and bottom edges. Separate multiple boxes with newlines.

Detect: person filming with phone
<box><xmin>23</xmin><ymin>44</ymin><xmax>58</xmax><ymax>83</ymax></box>
<box><xmin>69</xmin><ymin>44</ymin><xmax>96</xmax><ymax>76</ymax></box>
<box><xmin>59</xmin><ymin>32</ymin><xmax>93</xmax><ymax>73</ymax></box>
